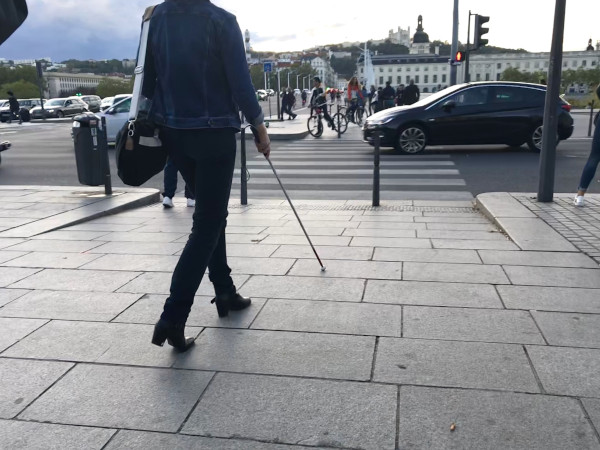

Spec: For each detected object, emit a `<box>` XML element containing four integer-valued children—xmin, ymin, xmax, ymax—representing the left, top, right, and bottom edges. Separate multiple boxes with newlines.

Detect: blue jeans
<box><xmin>160</xmin><ymin>128</ymin><xmax>237</xmax><ymax>323</ymax></box>
<box><xmin>578</xmin><ymin>121</ymin><xmax>600</xmax><ymax>192</ymax></box>
<box><xmin>163</xmin><ymin>158</ymin><xmax>193</xmax><ymax>199</ymax></box>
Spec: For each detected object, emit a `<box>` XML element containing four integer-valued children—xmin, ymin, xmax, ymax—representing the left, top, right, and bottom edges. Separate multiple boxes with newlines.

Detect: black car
<box><xmin>363</xmin><ymin>82</ymin><xmax>574</xmax><ymax>153</ymax></box>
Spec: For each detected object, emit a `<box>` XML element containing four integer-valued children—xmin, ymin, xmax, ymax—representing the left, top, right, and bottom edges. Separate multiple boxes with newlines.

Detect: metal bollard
<box><xmin>100</xmin><ymin>117</ymin><xmax>112</xmax><ymax>196</ymax></box>
<box><xmin>337</xmin><ymin>104</ymin><xmax>341</xmax><ymax>139</ymax></box>
<box><xmin>373</xmin><ymin>130</ymin><xmax>380</xmax><ymax>207</ymax></box>
<box><xmin>240</xmin><ymin>127</ymin><xmax>248</xmax><ymax>205</ymax></box>
<box><xmin>589</xmin><ymin>100</ymin><xmax>595</xmax><ymax>137</ymax></box>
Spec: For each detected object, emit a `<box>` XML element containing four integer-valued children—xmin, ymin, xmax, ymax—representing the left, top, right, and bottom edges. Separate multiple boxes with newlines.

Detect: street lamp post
<box><xmin>297</xmin><ymin>74</ymin><xmax>301</xmax><ymax>90</ymax></box>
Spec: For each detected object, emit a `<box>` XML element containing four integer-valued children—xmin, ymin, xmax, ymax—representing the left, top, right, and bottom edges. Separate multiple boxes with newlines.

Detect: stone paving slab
<box><xmin>0</xmin><ymin>419</ymin><xmax>115</xmax><ymax>450</ymax></box>
<box><xmin>0</xmin><ymin>317</ymin><xmax>48</xmax><ymax>352</ymax></box>
<box><xmin>66</xmin><ymin>222</ymin><xmax>143</xmax><ymax>232</ymax></box>
<box><xmin>417</xmin><ymin>229</ymin><xmax>505</xmax><ymax>240</ymax></box>
<box><xmin>373</xmin><ymin>248</ymin><xmax>481</xmax><ymax>264</ymax></box>
<box><xmin>583</xmin><ymin>399</ymin><xmax>600</xmax><ymax>436</ymax></box>
<box><xmin>265</xmin><ymin>226</ymin><xmax>347</xmax><ymax>236</ymax></box>
<box><xmin>251</xmin><ymin>299</ymin><xmax>403</xmax><ymax>337</ymax></box>
<box><xmin>92</xmin><ymin>231</ymin><xmax>186</xmax><ymax>243</ymax></box>
<box><xmin>431</xmin><ymin>238</ymin><xmax>519</xmax><ymax>250</ymax></box>
<box><xmin>364</xmin><ymin>280</ymin><xmax>503</xmax><ymax>308</ymax></box>
<box><xmin>0</xmin><ymin>290</ymin><xmax>141</xmax><ymax>322</ymax></box>
<box><xmin>503</xmin><ymin>266</ymin><xmax>600</xmax><ymax>288</ymax></box>
<box><xmin>403</xmin><ymin>262</ymin><xmax>510</xmax><ymax>284</ymax></box>
<box><xmin>349</xmin><ymin>236</ymin><xmax>432</xmax><ymax>248</ymax></box>
<box><xmin>117</xmin><ymin>272</ymin><xmax>250</xmax><ymax>296</ymax></box>
<box><xmin>342</xmin><ymin>228</ymin><xmax>416</xmax><ymax>238</ymax></box>
<box><xmin>290</xmin><ymin>259</ymin><xmax>402</xmax><ymax>280</ymax></box>
<box><xmin>2</xmin><ymin>239</ymin><xmax>105</xmax><ymax>253</ymax></box>
<box><xmin>30</xmin><ymin>230</ymin><xmax>110</xmax><ymax>241</ymax></box>
<box><xmin>0</xmin><ymin>251</ymin><xmax>28</xmax><ymax>264</ymax></box>
<box><xmin>1</xmin><ymin>251</ymin><xmax>103</xmax><ymax>269</ymax></box>
<box><xmin>424</xmin><ymin>222</ymin><xmax>497</xmax><ymax>231</ymax></box>
<box><xmin>0</xmin><ymin>288</ymin><xmax>29</xmax><ymax>307</ymax></box>
<box><xmin>271</xmin><ymin>244</ymin><xmax>373</xmax><ymax>260</ymax></box>
<box><xmin>105</xmin><ymin>430</ymin><xmax>313</xmax><ymax>450</ymax></box>
<box><xmin>532</xmin><ymin>311</ymin><xmax>600</xmax><ymax>348</ymax></box>
<box><xmin>356</xmin><ymin>221</ymin><xmax>426</xmax><ymax>229</ymax></box>
<box><xmin>374</xmin><ymin>338</ymin><xmax>539</xmax><ymax>392</ymax></box>
<box><xmin>478</xmin><ymin>250</ymin><xmax>599</xmax><ymax>268</ymax></box>
<box><xmin>113</xmin><ymin>294</ymin><xmax>266</xmax><ymax>329</ymax></box>
<box><xmin>398</xmin><ymin>386</ymin><xmax>600</xmax><ymax>450</ymax></box>
<box><xmin>182</xmin><ymin>373</ymin><xmax>397</xmax><ymax>450</ymax></box>
<box><xmin>3</xmin><ymin>321</ymin><xmax>202</xmax><ymax>368</ymax></box>
<box><xmin>0</xmin><ymin>238</ymin><xmax>25</xmax><ymax>250</ymax></box>
<box><xmin>0</xmin><ymin>359</ymin><xmax>73</xmax><ymax>419</ymax></box>
<box><xmin>260</xmin><ymin>234</ymin><xmax>351</xmax><ymax>246</ymax></box>
<box><xmin>240</xmin><ymin>275</ymin><xmax>364</xmax><ymax>302</ymax></box>
<box><xmin>80</xmin><ymin>254</ymin><xmax>179</xmax><ymax>272</ymax></box>
<box><xmin>9</xmin><ymin>268</ymin><xmax>141</xmax><ymax>292</ymax></box>
<box><xmin>498</xmin><ymin>285</ymin><xmax>600</xmax><ymax>313</ymax></box>
<box><xmin>403</xmin><ymin>307</ymin><xmax>545</xmax><ymax>344</ymax></box>
<box><xmin>495</xmin><ymin>217</ymin><xmax>578</xmax><ymax>251</ymax></box>
<box><xmin>20</xmin><ymin>364</ymin><xmax>214</xmax><ymax>432</ymax></box>
<box><xmin>526</xmin><ymin>346</ymin><xmax>600</xmax><ymax>398</ymax></box>
<box><xmin>174</xmin><ymin>328</ymin><xmax>374</xmax><ymax>380</ymax></box>
<box><xmin>0</xmin><ymin>267</ymin><xmax>41</xmax><ymax>287</ymax></box>
<box><xmin>88</xmin><ymin>241</ymin><xmax>184</xmax><ymax>255</ymax></box>
<box><xmin>414</xmin><ymin>216</ymin><xmax>490</xmax><ymax>223</ymax></box>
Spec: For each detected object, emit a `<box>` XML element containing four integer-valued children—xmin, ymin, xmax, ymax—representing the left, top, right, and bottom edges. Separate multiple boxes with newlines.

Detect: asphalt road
<box><xmin>0</xmin><ymin>116</ymin><xmax>597</xmax><ymax>200</ymax></box>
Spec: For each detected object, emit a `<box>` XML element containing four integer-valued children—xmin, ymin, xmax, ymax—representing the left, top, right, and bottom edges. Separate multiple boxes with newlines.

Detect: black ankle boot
<box><xmin>211</xmin><ymin>292</ymin><xmax>251</xmax><ymax>318</ymax></box>
<box><xmin>152</xmin><ymin>319</ymin><xmax>195</xmax><ymax>351</ymax></box>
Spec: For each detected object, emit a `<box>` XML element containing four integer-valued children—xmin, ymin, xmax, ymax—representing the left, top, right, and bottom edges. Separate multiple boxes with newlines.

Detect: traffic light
<box><xmin>455</xmin><ymin>51</ymin><xmax>464</xmax><ymax>63</ymax></box>
<box><xmin>474</xmin><ymin>15</ymin><xmax>490</xmax><ymax>49</ymax></box>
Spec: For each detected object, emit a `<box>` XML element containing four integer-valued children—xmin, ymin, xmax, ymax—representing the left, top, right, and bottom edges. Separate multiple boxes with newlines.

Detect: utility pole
<box><xmin>537</xmin><ymin>0</ymin><xmax>566</xmax><ymax>202</ymax></box>
<box><xmin>450</xmin><ymin>0</ymin><xmax>459</xmax><ymax>85</ymax></box>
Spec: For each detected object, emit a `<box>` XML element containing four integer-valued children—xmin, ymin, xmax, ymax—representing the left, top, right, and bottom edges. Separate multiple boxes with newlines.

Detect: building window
<box><xmin>415</xmin><ymin>75</ymin><xmax>419</xmax><ymax>83</ymax></box>
<box><xmin>407</xmin><ymin>67</ymin><xmax>411</xmax><ymax>72</ymax></box>
<box><xmin>379</xmin><ymin>76</ymin><xmax>384</xmax><ymax>85</ymax></box>
<box><xmin>433</xmin><ymin>74</ymin><xmax>438</xmax><ymax>83</ymax></box>
<box><xmin>388</xmin><ymin>76</ymin><xmax>393</xmax><ymax>83</ymax></box>
<box><xmin>415</xmin><ymin>67</ymin><xmax>420</xmax><ymax>72</ymax></box>
<box><xmin>424</xmin><ymin>66</ymin><xmax>429</xmax><ymax>71</ymax></box>
<box><xmin>389</xmin><ymin>67</ymin><xmax>393</xmax><ymax>72</ymax></box>
<box><xmin>593</xmin><ymin>60</ymin><xmax>597</xmax><ymax>66</ymax></box>
<box><xmin>516</xmin><ymin>62</ymin><xmax>521</xmax><ymax>68</ymax></box>
<box><xmin>572</xmin><ymin>60</ymin><xmax>577</xmax><ymax>67</ymax></box>
<box><xmin>379</xmin><ymin>68</ymin><xmax>384</xmax><ymax>73</ymax></box>
<box><xmin>442</xmin><ymin>74</ymin><xmax>447</xmax><ymax>83</ymax></box>
<box><xmin>563</xmin><ymin>61</ymin><xmax>568</xmax><ymax>67</ymax></box>
<box><xmin>424</xmin><ymin>75</ymin><xmax>428</xmax><ymax>83</ymax></box>
<box><xmin>397</xmin><ymin>67</ymin><xmax>402</xmax><ymax>72</ymax></box>
<box><xmin>406</xmin><ymin>75</ymin><xmax>410</xmax><ymax>84</ymax></box>
<box><xmin>476</xmin><ymin>73</ymin><xmax>481</xmax><ymax>81</ymax></box>
<box><xmin>485</xmin><ymin>73</ymin><xmax>490</xmax><ymax>81</ymax></box>
<box><xmin>497</xmin><ymin>63</ymin><xmax>502</xmax><ymax>69</ymax></box>
<box><xmin>582</xmin><ymin>60</ymin><xmax>587</xmax><ymax>67</ymax></box>
<box><xmin>496</xmin><ymin>73</ymin><xmax>501</xmax><ymax>81</ymax></box>
<box><xmin>534</xmin><ymin>62</ymin><xmax>540</xmax><ymax>69</ymax></box>
<box><xmin>397</xmin><ymin>76</ymin><xmax>402</xmax><ymax>84</ymax></box>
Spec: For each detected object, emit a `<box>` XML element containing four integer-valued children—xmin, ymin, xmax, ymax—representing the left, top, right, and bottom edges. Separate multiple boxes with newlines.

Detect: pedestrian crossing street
<box><xmin>232</xmin><ymin>136</ymin><xmax>473</xmax><ymax>201</ymax></box>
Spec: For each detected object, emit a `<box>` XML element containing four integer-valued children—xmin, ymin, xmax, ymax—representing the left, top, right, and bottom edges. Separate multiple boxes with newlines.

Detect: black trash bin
<box><xmin>72</xmin><ymin>113</ymin><xmax>109</xmax><ymax>186</ymax></box>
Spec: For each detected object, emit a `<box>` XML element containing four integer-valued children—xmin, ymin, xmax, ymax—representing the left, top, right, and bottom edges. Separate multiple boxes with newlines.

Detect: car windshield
<box><xmin>46</xmin><ymin>99</ymin><xmax>65</xmax><ymax>106</ymax></box>
<box><xmin>413</xmin><ymin>84</ymin><xmax>466</xmax><ymax>107</ymax></box>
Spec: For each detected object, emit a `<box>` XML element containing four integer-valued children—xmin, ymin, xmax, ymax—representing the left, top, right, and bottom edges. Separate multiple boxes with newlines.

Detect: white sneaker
<box><xmin>574</xmin><ymin>195</ymin><xmax>584</xmax><ymax>207</ymax></box>
<box><xmin>186</xmin><ymin>198</ymin><xmax>196</xmax><ymax>208</ymax></box>
<box><xmin>162</xmin><ymin>196</ymin><xmax>174</xmax><ymax>208</ymax></box>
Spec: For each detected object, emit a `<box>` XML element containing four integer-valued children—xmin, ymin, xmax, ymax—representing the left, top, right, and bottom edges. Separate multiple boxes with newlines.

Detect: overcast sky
<box><xmin>0</xmin><ymin>0</ymin><xmax>597</xmax><ymax>61</ymax></box>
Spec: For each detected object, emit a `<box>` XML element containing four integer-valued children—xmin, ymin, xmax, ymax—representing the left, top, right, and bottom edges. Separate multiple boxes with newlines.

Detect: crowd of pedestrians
<box><xmin>366</xmin><ymin>79</ymin><xmax>421</xmax><ymax>114</ymax></box>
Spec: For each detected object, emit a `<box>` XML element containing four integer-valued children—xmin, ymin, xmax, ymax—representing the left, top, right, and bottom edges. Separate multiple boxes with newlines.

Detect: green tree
<box><xmin>0</xmin><ymin>66</ymin><xmax>38</xmax><ymax>86</ymax></box>
<box><xmin>330</xmin><ymin>56</ymin><xmax>358</xmax><ymax>80</ymax></box>
<box><xmin>96</xmin><ymin>78</ymin><xmax>133</xmax><ymax>98</ymax></box>
<box><xmin>500</xmin><ymin>67</ymin><xmax>546</xmax><ymax>83</ymax></box>
<box><xmin>0</xmin><ymin>80</ymin><xmax>40</xmax><ymax>99</ymax></box>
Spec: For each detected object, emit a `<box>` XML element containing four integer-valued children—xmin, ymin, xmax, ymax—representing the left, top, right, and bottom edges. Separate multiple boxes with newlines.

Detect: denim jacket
<box><xmin>142</xmin><ymin>0</ymin><xmax>264</xmax><ymax>130</ymax></box>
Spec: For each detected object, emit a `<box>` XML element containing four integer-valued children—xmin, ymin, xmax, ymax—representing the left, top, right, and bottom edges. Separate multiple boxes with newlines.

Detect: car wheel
<box><xmin>527</xmin><ymin>124</ymin><xmax>544</xmax><ymax>152</ymax></box>
<box><xmin>397</xmin><ymin>125</ymin><xmax>427</xmax><ymax>154</ymax></box>
<box><xmin>57</xmin><ymin>111</ymin><xmax>65</xmax><ymax>118</ymax></box>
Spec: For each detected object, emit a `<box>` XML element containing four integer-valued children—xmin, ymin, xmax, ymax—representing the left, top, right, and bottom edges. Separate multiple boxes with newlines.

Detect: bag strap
<box><xmin>129</xmin><ymin>5</ymin><xmax>158</xmax><ymax>121</ymax></box>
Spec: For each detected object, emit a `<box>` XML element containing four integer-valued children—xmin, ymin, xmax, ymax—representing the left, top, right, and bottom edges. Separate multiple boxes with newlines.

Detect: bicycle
<box><xmin>307</xmin><ymin>103</ymin><xmax>348</xmax><ymax>137</ymax></box>
<box><xmin>344</xmin><ymin>100</ymin><xmax>366</xmax><ymax>127</ymax></box>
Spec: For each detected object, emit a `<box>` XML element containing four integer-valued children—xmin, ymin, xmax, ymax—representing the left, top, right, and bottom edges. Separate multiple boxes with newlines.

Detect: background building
<box><xmin>45</xmin><ymin>72</ymin><xmax>125</xmax><ymax>98</ymax></box>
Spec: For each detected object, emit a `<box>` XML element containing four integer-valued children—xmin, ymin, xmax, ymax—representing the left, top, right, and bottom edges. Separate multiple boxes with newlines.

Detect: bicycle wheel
<box><xmin>332</xmin><ymin>113</ymin><xmax>348</xmax><ymax>134</ymax></box>
<box><xmin>307</xmin><ymin>115</ymin><xmax>322</xmax><ymax>137</ymax></box>
<box><xmin>355</xmin><ymin>108</ymin><xmax>364</xmax><ymax>126</ymax></box>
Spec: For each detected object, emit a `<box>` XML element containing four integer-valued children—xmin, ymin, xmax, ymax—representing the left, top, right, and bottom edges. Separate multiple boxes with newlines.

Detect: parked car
<box><xmin>256</xmin><ymin>90</ymin><xmax>268</xmax><ymax>101</ymax></box>
<box><xmin>0</xmin><ymin>98</ymin><xmax>45</xmax><ymax>122</ymax></box>
<box><xmin>100</xmin><ymin>94</ymin><xmax>131</xmax><ymax>112</ymax></box>
<box><xmin>363</xmin><ymin>81</ymin><xmax>574</xmax><ymax>153</ymax></box>
<box><xmin>81</xmin><ymin>95</ymin><xmax>102</xmax><ymax>112</ymax></box>
<box><xmin>30</xmin><ymin>97</ymin><xmax>88</xmax><ymax>119</ymax></box>
<box><xmin>100</xmin><ymin>95</ymin><xmax>132</xmax><ymax>143</ymax></box>
<box><xmin>294</xmin><ymin>89</ymin><xmax>301</xmax><ymax>95</ymax></box>
<box><xmin>266</xmin><ymin>89</ymin><xmax>275</xmax><ymax>97</ymax></box>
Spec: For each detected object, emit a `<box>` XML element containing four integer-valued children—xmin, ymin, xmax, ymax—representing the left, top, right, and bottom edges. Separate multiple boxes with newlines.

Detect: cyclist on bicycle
<box><xmin>310</xmin><ymin>76</ymin><xmax>334</xmax><ymax>129</ymax></box>
<box><xmin>346</xmin><ymin>77</ymin><xmax>364</xmax><ymax>123</ymax></box>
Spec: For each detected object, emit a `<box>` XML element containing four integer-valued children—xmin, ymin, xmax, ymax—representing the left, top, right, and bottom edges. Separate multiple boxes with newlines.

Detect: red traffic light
<box><xmin>455</xmin><ymin>51</ymin><xmax>464</xmax><ymax>62</ymax></box>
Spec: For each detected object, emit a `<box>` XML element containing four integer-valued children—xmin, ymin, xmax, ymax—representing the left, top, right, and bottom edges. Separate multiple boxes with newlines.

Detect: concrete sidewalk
<box><xmin>0</xmin><ymin>194</ymin><xmax>599</xmax><ymax>449</ymax></box>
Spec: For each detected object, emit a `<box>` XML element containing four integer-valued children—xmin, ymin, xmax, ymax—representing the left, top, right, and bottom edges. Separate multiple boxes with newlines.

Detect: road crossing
<box><xmin>232</xmin><ymin>132</ymin><xmax>473</xmax><ymax>201</ymax></box>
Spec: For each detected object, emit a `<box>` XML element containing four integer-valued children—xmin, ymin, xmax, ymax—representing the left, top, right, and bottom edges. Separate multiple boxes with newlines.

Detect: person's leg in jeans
<box><xmin>163</xmin><ymin>158</ymin><xmax>178</xmax><ymax>200</ymax></box>
<box><xmin>160</xmin><ymin>128</ymin><xmax>237</xmax><ymax>324</ymax></box>
<box><xmin>576</xmin><ymin>121</ymin><xmax>600</xmax><ymax>203</ymax></box>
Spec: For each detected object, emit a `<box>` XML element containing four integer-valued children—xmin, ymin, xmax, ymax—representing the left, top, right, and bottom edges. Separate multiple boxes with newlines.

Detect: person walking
<box><xmin>162</xmin><ymin>158</ymin><xmax>195</xmax><ymax>208</ymax></box>
<box><xmin>280</xmin><ymin>87</ymin><xmax>289</xmax><ymax>121</ymax></box>
<box><xmin>7</xmin><ymin>91</ymin><xmax>21</xmax><ymax>124</ymax></box>
<box><xmin>382</xmin><ymin>81</ymin><xmax>396</xmax><ymax>109</ymax></box>
<box><xmin>368</xmin><ymin>85</ymin><xmax>376</xmax><ymax>115</ymax></box>
<box><xmin>284</xmin><ymin>87</ymin><xmax>297</xmax><ymax>120</ymax></box>
<box><xmin>402</xmin><ymin>79</ymin><xmax>420</xmax><ymax>105</ymax></box>
<box><xmin>301</xmin><ymin>89</ymin><xmax>307</xmax><ymax>106</ymax></box>
<box><xmin>143</xmin><ymin>0</ymin><xmax>271</xmax><ymax>352</ymax></box>
<box><xmin>396</xmin><ymin>84</ymin><xmax>405</xmax><ymax>106</ymax></box>
<box><xmin>574</xmin><ymin>84</ymin><xmax>600</xmax><ymax>207</ymax></box>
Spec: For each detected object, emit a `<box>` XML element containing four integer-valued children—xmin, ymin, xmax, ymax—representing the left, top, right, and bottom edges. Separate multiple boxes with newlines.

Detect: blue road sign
<box><xmin>263</xmin><ymin>62</ymin><xmax>273</xmax><ymax>73</ymax></box>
